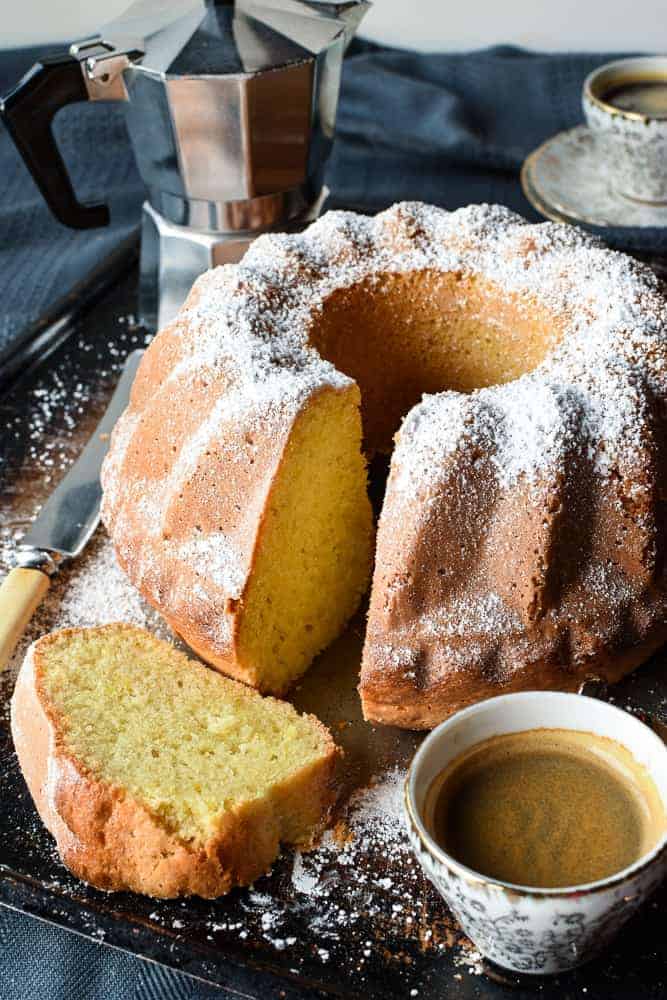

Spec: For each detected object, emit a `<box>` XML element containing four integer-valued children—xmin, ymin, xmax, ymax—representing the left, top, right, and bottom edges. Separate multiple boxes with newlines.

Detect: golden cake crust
<box><xmin>360</xmin><ymin>630</ymin><xmax>667</xmax><ymax>730</ymax></box>
<box><xmin>10</xmin><ymin>625</ymin><xmax>340</xmax><ymax>898</ymax></box>
<box><xmin>357</xmin><ymin>208</ymin><xmax>667</xmax><ymax>728</ymax></box>
<box><xmin>101</xmin><ymin>277</ymin><xmax>369</xmax><ymax>693</ymax></box>
<box><xmin>102</xmin><ymin>202</ymin><xmax>667</xmax><ymax>728</ymax></box>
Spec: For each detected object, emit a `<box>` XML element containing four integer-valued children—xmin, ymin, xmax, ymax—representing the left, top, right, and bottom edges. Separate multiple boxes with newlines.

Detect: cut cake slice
<box><xmin>11</xmin><ymin>624</ymin><xmax>339</xmax><ymax>898</ymax></box>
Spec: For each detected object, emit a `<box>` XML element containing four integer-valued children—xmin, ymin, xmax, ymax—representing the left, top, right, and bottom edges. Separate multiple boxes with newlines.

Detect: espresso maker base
<box><xmin>138</xmin><ymin>194</ymin><xmax>329</xmax><ymax>331</ymax></box>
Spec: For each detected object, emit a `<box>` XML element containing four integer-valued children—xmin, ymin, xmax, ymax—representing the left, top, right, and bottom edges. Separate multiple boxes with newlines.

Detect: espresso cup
<box><xmin>583</xmin><ymin>56</ymin><xmax>667</xmax><ymax>203</ymax></box>
<box><xmin>405</xmin><ymin>692</ymin><xmax>667</xmax><ymax>975</ymax></box>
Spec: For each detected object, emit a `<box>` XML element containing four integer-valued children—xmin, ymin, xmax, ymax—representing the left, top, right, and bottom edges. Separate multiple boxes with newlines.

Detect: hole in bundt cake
<box><xmin>237</xmin><ymin>268</ymin><xmax>563</xmax><ymax>692</ymax></box>
<box><xmin>309</xmin><ymin>270</ymin><xmax>565</xmax><ymax>452</ymax></box>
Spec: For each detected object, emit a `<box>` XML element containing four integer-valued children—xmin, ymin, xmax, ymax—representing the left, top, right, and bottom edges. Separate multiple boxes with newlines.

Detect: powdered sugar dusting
<box><xmin>267</xmin><ymin>764</ymin><xmax>472</xmax><ymax>979</ymax></box>
<box><xmin>103</xmin><ymin>201</ymin><xmax>667</xmax><ymax>680</ymax></box>
<box><xmin>421</xmin><ymin>591</ymin><xmax>523</xmax><ymax>640</ymax></box>
<box><xmin>390</xmin><ymin>208</ymin><xmax>667</xmax><ymax>498</ymax></box>
<box><xmin>175</xmin><ymin>534</ymin><xmax>245</xmax><ymax>599</ymax></box>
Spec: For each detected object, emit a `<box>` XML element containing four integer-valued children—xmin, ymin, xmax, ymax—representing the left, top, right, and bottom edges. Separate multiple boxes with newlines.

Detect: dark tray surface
<box><xmin>1</xmin><ymin>268</ymin><xmax>667</xmax><ymax>999</ymax></box>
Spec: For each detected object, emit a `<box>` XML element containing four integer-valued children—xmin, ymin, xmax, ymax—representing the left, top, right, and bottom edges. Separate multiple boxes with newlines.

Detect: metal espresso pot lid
<box><xmin>94</xmin><ymin>0</ymin><xmax>367</xmax><ymax>75</ymax></box>
<box><xmin>0</xmin><ymin>0</ymin><xmax>369</xmax><ymax>327</ymax></box>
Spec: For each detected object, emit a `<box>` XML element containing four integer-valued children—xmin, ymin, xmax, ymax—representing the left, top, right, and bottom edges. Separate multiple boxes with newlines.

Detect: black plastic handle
<box><xmin>0</xmin><ymin>54</ymin><xmax>110</xmax><ymax>230</ymax></box>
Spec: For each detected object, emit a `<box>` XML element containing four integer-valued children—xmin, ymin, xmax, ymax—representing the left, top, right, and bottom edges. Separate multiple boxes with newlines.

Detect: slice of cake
<box><xmin>11</xmin><ymin>624</ymin><xmax>340</xmax><ymax>898</ymax></box>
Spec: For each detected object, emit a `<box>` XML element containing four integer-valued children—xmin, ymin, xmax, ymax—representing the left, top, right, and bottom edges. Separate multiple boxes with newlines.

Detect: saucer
<box><xmin>521</xmin><ymin>125</ymin><xmax>667</xmax><ymax>229</ymax></box>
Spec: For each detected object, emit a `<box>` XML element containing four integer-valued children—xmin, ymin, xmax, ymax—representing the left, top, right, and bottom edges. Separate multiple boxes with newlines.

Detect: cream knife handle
<box><xmin>0</xmin><ymin>568</ymin><xmax>50</xmax><ymax>672</ymax></box>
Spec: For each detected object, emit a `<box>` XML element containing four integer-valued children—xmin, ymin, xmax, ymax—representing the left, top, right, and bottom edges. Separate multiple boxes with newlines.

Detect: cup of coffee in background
<box><xmin>404</xmin><ymin>692</ymin><xmax>667</xmax><ymax>975</ymax></box>
<box><xmin>583</xmin><ymin>56</ymin><xmax>667</xmax><ymax>204</ymax></box>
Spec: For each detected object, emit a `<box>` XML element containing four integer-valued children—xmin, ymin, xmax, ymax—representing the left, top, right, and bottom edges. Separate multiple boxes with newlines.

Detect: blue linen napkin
<box><xmin>0</xmin><ymin>47</ymin><xmax>144</xmax><ymax>370</ymax></box>
<box><xmin>332</xmin><ymin>40</ymin><xmax>667</xmax><ymax>256</ymax></box>
<box><xmin>1</xmin><ymin>42</ymin><xmax>665</xmax><ymax>377</ymax></box>
<box><xmin>0</xmin><ymin>39</ymin><xmax>664</xmax><ymax>1000</ymax></box>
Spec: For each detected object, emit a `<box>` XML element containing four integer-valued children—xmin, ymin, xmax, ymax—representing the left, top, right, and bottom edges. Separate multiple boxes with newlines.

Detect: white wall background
<box><xmin>2</xmin><ymin>0</ymin><xmax>666</xmax><ymax>51</ymax></box>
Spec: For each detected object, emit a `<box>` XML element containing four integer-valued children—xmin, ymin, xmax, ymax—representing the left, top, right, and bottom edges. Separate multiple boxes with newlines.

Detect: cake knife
<box><xmin>0</xmin><ymin>349</ymin><xmax>143</xmax><ymax>671</ymax></box>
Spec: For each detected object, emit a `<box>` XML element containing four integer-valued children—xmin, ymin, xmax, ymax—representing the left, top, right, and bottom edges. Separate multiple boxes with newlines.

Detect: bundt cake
<box><xmin>102</xmin><ymin>202</ymin><xmax>667</xmax><ymax>726</ymax></box>
<box><xmin>11</xmin><ymin>625</ymin><xmax>339</xmax><ymax>897</ymax></box>
<box><xmin>101</xmin><ymin>271</ymin><xmax>374</xmax><ymax>696</ymax></box>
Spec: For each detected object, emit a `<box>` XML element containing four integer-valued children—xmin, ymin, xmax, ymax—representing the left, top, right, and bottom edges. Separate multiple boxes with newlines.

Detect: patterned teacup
<box><xmin>405</xmin><ymin>692</ymin><xmax>667</xmax><ymax>975</ymax></box>
<box><xmin>583</xmin><ymin>56</ymin><xmax>667</xmax><ymax>204</ymax></box>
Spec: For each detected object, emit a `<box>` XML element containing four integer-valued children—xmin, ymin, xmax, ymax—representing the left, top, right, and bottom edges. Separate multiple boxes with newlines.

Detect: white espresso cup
<box><xmin>583</xmin><ymin>56</ymin><xmax>667</xmax><ymax>204</ymax></box>
<box><xmin>405</xmin><ymin>692</ymin><xmax>667</xmax><ymax>975</ymax></box>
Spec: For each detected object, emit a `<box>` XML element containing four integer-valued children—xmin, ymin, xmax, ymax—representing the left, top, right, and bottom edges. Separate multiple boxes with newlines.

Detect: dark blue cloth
<box><xmin>1</xmin><ymin>39</ymin><xmax>665</xmax><ymax>1000</ymax></box>
<box><xmin>333</xmin><ymin>40</ymin><xmax>667</xmax><ymax>256</ymax></box>
<box><xmin>0</xmin><ymin>47</ymin><xmax>144</xmax><ymax>367</ymax></box>
<box><xmin>1</xmin><ymin>42</ymin><xmax>665</xmax><ymax>371</ymax></box>
<box><xmin>0</xmin><ymin>908</ymin><xmax>221</xmax><ymax>999</ymax></box>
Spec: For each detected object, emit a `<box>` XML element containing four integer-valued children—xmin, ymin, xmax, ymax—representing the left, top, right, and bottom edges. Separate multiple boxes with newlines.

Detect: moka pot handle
<box><xmin>0</xmin><ymin>41</ymin><xmax>135</xmax><ymax>230</ymax></box>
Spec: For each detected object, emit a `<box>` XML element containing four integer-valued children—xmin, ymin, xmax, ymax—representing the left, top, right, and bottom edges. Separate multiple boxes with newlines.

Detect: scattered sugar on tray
<box><xmin>345</xmin><ymin>765</ymin><xmax>408</xmax><ymax>849</ymax></box>
<box><xmin>291</xmin><ymin>851</ymin><xmax>320</xmax><ymax>895</ymax></box>
<box><xmin>245</xmin><ymin>889</ymin><xmax>274</xmax><ymax>908</ymax></box>
<box><xmin>454</xmin><ymin>945</ymin><xmax>485</xmax><ymax>976</ymax></box>
<box><xmin>246</xmin><ymin>762</ymin><xmax>473</xmax><ymax>985</ymax></box>
<box><xmin>261</xmin><ymin>911</ymin><xmax>281</xmax><ymax>932</ymax></box>
<box><xmin>290</xmin><ymin>765</ymin><xmax>410</xmax><ymax>895</ymax></box>
<box><xmin>189</xmin><ymin>761</ymin><xmax>463</xmax><ymax>976</ymax></box>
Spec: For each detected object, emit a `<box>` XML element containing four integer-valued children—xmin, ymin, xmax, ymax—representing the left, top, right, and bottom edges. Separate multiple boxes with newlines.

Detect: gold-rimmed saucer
<box><xmin>521</xmin><ymin>125</ymin><xmax>667</xmax><ymax>229</ymax></box>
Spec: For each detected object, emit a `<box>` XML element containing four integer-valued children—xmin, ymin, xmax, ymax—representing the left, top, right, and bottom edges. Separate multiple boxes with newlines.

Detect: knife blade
<box><xmin>19</xmin><ymin>349</ymin><xmax>143</xmax><ymax>563</ymax></box>
<box><xmin>0</xmin><ymin>348</ymin><xmax>143</xmax><ymax>670</ymax></box>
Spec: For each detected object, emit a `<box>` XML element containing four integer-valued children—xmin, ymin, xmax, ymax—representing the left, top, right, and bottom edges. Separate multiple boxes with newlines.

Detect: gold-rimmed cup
<box><xmin>405</xmin><ymin>692</ymin><xmax>667</xmax><ymax>975</ymax></box>
<box><xmin>583</xmin><ymin>56</ymin><xmax>667</xmax><ymax>203</ymax></box>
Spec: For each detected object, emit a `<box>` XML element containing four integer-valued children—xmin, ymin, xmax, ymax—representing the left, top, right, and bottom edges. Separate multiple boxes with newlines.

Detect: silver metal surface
<box><xmin>13</xmin><ymin>549</ymin><xmax>60</xmax><ymax>576</ymax></box>
<box><xmin>239</xmin><ymin>0</ymin><xmax>369</xmax><ymax>51</ymax></box>
<box><xmin>83</xmin><ymin>54</ymin><xmax>133</xmax><ymax>102</ymax></box>
<box><xmin>139</xmin><ymin>189</ymin><xmax>328</xmax><ymax>329</ymax></box>
<box><xmin>67</xmin><ymin>1</ymin><xmax>368</xmax><ymax>329</ymax></box>
<box><xmin>77</xmin><ymin>0</ymin><xmax>368</xmax><ymax>227</ymax></box>
<box><xmin>149</xmin><ymin>187</ymin><xmax>310</xmax><ymax>231</ymax></box>
<box><xmin>17</xmin><ymin>350</ymin><xmax>143</xmax><ymax>568</ymax></box>
<box><xmin>117</xmin><ymin>37</ymin><xmax>327</xmax><ymax>228</ymax></box>
<box><xmin>70</xmin><ymin>37</ymin><xmax>137</xmax><ymax>101</ymax></box>
<box><xmin>96</xmin><ymin>0</ymin><xmax>365</xmax><ymax>74</ymax></box>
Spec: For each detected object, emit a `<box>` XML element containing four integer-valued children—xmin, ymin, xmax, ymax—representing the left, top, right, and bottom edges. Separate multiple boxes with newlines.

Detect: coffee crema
<box><xmin>426</xmin><ymin>728</ymin><xmax>666</xmax><ymax>889</ymax></box>
<box><xmin>603</xmin><ymin>79</ymin><xmax>667</xmax><ymax>118</ymax></box>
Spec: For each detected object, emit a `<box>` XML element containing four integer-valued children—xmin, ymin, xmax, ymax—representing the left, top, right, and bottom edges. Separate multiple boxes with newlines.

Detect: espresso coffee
<box><xmin>604</xmin><ymin>79</ymin><xmax>667</xmax><ymax>118</ymax></box>
<box><xmin>426</xmin><ymin>729</ymin><xmax>666</xmax><ymax>889</ymax></box>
